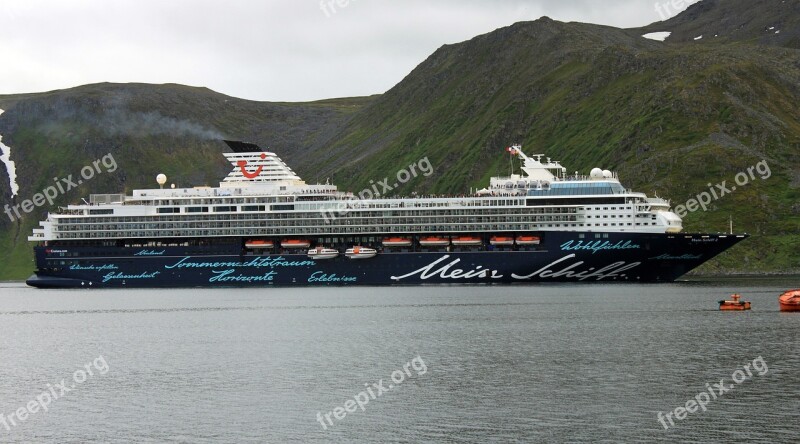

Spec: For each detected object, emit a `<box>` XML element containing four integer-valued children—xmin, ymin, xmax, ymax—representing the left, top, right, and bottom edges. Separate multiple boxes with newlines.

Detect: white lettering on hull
<box><xmin>391</xmin><ymin>254</ymin><xmax>641</xmax><ymax>282</ymax></box>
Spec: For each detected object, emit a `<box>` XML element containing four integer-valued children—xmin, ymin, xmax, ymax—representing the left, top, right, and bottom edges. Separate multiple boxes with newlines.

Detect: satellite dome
<box><xmin>590</xmin><ymin>168</ymin><xmax>603</xmax><ymax>179</ymax></box>
<box><xmin>602</xmin><ymin>170</ymin><xmax>613</xmax><ymax>179</ymax></box>
<box><xmin>156</xmin><ymin>174</ymin><xmax>167</xmax><ymax>185</ymax></box>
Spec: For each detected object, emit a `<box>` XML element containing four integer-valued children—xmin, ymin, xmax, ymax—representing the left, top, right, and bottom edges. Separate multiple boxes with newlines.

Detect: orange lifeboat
<box><xmin>516</xmin><ymin>235</ymin><xmax>541</xmax><ymax>246</ymax></box>
<box><xmin>778</xmin><ymin>289</ymin><xmax>800</xmax><ymax>312</ymax></box>
<box><xmin>719</xmin><ymin>293</ymin><xmax>751</xmax><ymax>311</ymax></box>
<box><xmin>419</xmin><ymin>236</ymin><xmax>450</xmax><ymax>247</ymax></box>
<box><xmin>281</xmin><ymin>239</ymin><xmax>311</xmax><ymax>249</ymax></box>
<box><xmin>489</xmin><ymin>236</ymin><xmax>514</xmax><ymax>246</ymax></box>
<box><xmin>245</xmin><ymin>239</ymin><xmax>274</xmax><ymax>249</ymax></box>
<box><xmin>382</xmin><ymin>237</ymin><xmax>412</xmax><ymax>247</ymax></box>
<box><xmin>451</xmin><ymin>236</ymin><xmax>482</xmax><ymax>246</ymax></box>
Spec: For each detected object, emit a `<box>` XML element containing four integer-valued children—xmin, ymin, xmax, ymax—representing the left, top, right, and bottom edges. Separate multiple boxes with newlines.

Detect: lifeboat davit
<box><xmin>778</xmin><ymin>289</ymin><xmax>800</xmax><ymax>312</ymax></box>
<box><xmin>307</xmin><ymin>246</ymin><xmax>339</xmax><ymax>259</ymax></box>
<box><xmin>382</xmin><ymin>237</ymin><xmax>412</xmax><ymax>247</ymax></box>
<box><xmin>719</xmin><ymin>293</ymin><xmax>751</xmax><ymax>311</ymax></box>
<box><xmin>281</xmin><ymin>239</ymin><xmax>311</xmax><ymax>249</ymax></box>
<box><xmin>419</xmin><ymin>236</ymin><xmax>450</xmax><ymax>247</ymax></box>
<box><xmin>245</xmin><ymin>239</ymin><xmax>274</xmax><ymax>249</ymax></box>
<box><xmin>516</xmin><ymin>235</ymin><xmax>541</xmax><ymax>246</ymax></box>
<box><xmin>489</xmin><ymin>236</ymin><xmax>514</xmax><ymax>246</ymax></box>
<box><xmin>451</xmin><ymin>236</ymin><xmax>482</xmax><ymax>246</ymax></box>
<box><xmin>345</xmin><ymin>246</ymin><xmax>377</xmax><ymax>259</ymax></box>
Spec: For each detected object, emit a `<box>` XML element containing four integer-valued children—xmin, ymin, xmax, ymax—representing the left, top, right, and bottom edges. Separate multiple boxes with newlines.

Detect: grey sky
<box><xmin>0</xmin><ymin>0</ymin><xmax>699</xmax><ymax>102</ymax></box>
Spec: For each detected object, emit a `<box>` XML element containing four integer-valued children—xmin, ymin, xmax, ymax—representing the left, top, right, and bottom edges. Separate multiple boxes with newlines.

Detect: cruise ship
<box><xmin>26</xmin><ymin>141</ymin><xmax>746</xmax><ymax>288</ymax></box>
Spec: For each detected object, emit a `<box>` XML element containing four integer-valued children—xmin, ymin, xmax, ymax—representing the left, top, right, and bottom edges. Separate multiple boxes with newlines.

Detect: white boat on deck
<box><xmin>307</xmin><ymin>247</ymin><xmax>339</xmax><ymax>259</ymax></box>
<box><xmin>345</xmin><ymin>246</ymin><xmax>377</xmax><ymax>259</ymax></box>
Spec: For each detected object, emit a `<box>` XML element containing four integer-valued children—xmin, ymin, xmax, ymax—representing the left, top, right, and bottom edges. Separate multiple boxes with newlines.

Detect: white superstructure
<box><xmin>29</xmin><ymin>143</ymin><xmax>683</xmax><ymax>243</ymax></box>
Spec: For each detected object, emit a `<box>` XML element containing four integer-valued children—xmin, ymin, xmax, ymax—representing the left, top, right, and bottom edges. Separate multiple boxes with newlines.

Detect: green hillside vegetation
<box><xmin>0</xmin><ymin>84</ymin><xmax>373</xmax><ymax>280</ymax></box>
<box><xmin>1</xmin><ymin>1</ymin><xmax>798</xmax><ymax>280</ymax></box>
<box><xmin>310</xmin><ymin>20</ymin><xmax>799</xmax><ymax>273</ymax></box>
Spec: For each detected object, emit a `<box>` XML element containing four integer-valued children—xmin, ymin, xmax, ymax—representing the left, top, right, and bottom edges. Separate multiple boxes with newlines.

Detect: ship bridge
<box><xmin>527</xmin><ymin>181</ymin><xmax>627</xmax><ymax>196</ymax></box>
<box><xmin>486</xmin><ymin>146</ymin><xmax>622</xmax><ymax>194</ymax></box>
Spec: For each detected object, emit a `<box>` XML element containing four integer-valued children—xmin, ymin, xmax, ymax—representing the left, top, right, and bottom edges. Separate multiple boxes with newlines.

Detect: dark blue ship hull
<box><xmin>26</xmin><ymin>232</ymin><xmax>747</xmax><ymax>288</ymax></box>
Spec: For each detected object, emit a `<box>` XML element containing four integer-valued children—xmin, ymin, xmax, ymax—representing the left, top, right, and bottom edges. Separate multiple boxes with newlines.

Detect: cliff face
<box><xmin>633</xmin><ymin>0</ymin><xmax>800</xmax><ymax>48</ymax></box>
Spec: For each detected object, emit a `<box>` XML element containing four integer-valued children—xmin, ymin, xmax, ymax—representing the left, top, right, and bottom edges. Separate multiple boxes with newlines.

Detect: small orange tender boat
<box><xmin>778</xmin><ymin>289</ymin><xmax>800</xmax><ymax>312</ymax></box>
<box><xmin>451</xmin><ymin>236</ymin><xmax>482</xmax><ymax>246</ymax></box>
<box><xmin>419</xmin><ymin>236</ymin><xmax>450</xmax><ymax>247</ymax></box>
<box><xmin>382</xmin><ymin>237</ymin><xmax>412</xmax><ymax>247</ymax></box>
<box><xmin>281</xmin><ymin>239</ymin><xmax>311</xmax><ymax>249</ymax></box>
<box><xmin>719</xmin><ymin>293</ymin><xmax>751</xmax><ymax>311</ymax></box>
<box><xmin>245</xmin><ymin>239</ymin><xmax>274</xmax><ymax>249</ymax></box>
<box><xmin>516</xmin><ymin>235</ymin><xmax>541</xmax><ymax>246</ymax></box>
<box><xmin>489</xmin><ymin>236</ymin><xmax>514</xmax><ymax>246</ymax></box>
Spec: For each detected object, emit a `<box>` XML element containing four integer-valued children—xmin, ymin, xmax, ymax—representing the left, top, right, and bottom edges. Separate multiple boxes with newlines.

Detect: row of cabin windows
<box><xmin>51</xmin><ymin>222</ymin><xmax>658</xmax><ymax>239</ymax></box>
<box><xmin>587</xmin><ymin>214</ymin><xmax>658</xmax><ymax>219</ymax></box>
<box><xmin>92</xmin><ymin>203</ymin><xmax>654</xmax><ymax>218</ymax></box>
<box><xmin>61</xmin><ymin>207</ymin><xmax>575</xmax><ymax>224</ymax></box>
<box><xmin>55</xmin><ymin>213</ymin><xmax>663</xmax><ymax>233</ymax></box>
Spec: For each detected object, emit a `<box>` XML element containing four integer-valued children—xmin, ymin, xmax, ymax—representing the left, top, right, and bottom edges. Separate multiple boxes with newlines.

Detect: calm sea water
<box><xmin>0</xmin><ymin>278</ymin><xmax>798</xmax><ymax>443</ymax></box>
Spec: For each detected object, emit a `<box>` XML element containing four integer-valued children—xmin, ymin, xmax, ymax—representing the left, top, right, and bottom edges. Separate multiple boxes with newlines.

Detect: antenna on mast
<box><xmin>506</xmin><ymin>144</ymin><xmax>520</xmax><ymax>176</ymax></box>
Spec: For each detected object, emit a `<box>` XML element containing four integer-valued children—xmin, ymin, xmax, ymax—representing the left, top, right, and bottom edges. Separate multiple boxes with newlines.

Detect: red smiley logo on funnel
<box><xmin>237</xmin><ymin>153</ymin><xmax>268</xmax><ymax>179</ymax></box>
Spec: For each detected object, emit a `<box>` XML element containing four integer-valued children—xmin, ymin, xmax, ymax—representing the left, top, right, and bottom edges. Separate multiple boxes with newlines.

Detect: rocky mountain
<box><xmin>1</xmin><ymin>0</ymin><xmax>799</xmax><ymax>279</ymax></box>
<box><xmin>633</xmin><ymin>0</ymin><xmax>800</xmax><ymax>48</ymax></box>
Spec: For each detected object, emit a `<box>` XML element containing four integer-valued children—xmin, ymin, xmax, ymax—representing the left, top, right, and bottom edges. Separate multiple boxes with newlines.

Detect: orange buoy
<box><xmin>779</xmin><ymin>289</ymin><xmax>800</xmax><ymax>312</ymax></box>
